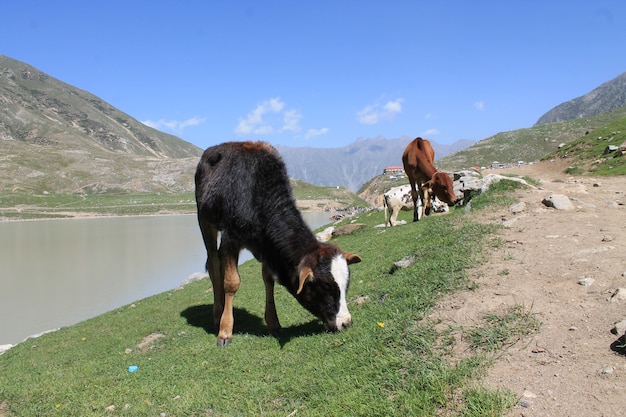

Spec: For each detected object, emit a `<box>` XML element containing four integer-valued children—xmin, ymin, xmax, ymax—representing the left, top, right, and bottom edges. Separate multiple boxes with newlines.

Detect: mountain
<box><xmin>535</xmin><ymin>72</ymin><xmax>626</xmax><ymax>125</ymax></box>
<box><xmin>438</xmin><ymin>105</ymin><xmax>626</xmax><ymax>171</ymax></box>
<box><xmin>0</xmin><ymin>55</ymin><xmax>202</xmax><ymax>194</ymax></box>
<box><xmin>277</xmin><ymin>137</ymin><xmax>474</xmax><ymax>191</ymax></box>
<box><xmin>1</xmin><ymin>55</ymin><xmax>475</xmax><ymax>194</ymax></box>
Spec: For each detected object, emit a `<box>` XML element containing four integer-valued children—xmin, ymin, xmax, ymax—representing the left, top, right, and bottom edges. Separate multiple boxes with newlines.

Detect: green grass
<box><xmin>549</xmin><ymin>114</ymin><xmax>626</xmax><ymax>175</ymax></box>
<box><xmin>0</xmin><ymin>192</ymin><xmax>197</xmax><ymax>220</ymax></box>
<box><xmin>1</xmin><ymin>188</ymin><xmax>535</xmax><ymax>416</ymax></box>
<box><xmin>466</xmin><ymin>178</ymin><xmax>529</xmax><ymax>212</ymax></box>
<box><xmin>438</xmin><ymin>106</ymin><xmax>626</xmax><ymax>171</ymax></box>
<box><xmin>467</xmin><ymin>305</ymin><xmax>541</xmax><ymax>352</ymax></box>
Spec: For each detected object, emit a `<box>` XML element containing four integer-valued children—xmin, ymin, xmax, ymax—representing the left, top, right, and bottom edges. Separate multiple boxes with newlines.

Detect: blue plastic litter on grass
<box><xmin>128</xmin><ymin>365</ymin><xmax>138</xmax><ymax>372</ymax></box>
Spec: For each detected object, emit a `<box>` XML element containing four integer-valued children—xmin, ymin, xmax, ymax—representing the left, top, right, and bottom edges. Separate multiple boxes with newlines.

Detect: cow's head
<box><xmin>295</xmin><ymin>243</ymin><xmax>361</xmax><ymax>332</ymax></box>
<box><xmin>423</xmin><ymin>172</ymin><xmax>460</xmax><ymax>206</ymax></box>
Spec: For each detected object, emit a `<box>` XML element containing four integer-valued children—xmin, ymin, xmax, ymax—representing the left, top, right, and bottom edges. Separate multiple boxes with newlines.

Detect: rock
<box><xmin>577</xmin><ymin>277</ymin><xmax>595</xmax><ymax>287</ymax></box>
<box><xmin>480</xmin><ymin>174</ymin><xmax>534</xmax><ymax>194</ymax></box>
<box><xmin>610</xmin><ymin>288</ymin><xmax>626</xmax><ymax>302</ymax></box>
<box><xmin>332</xmin><ymin>223</ymin><xmax>366</xmax><ymax>236</ymax></box>
<box><xmin>611</xmin><ymin>319</ymin><xmax>626</xmax><ymax>336</ymax></box>
<box><xmin>315</xmin><ymin>226</ymin><xmax>335</xmax><ymax>242</ymax></box>
<box><xmin>600</xmin><ymin>366</ymin><xmax>614</xmax><ymax>374</ymax></box>
<box><xmin>394</xmin><ymin>256</ymin><xmax>416</xmax><ymax>269</ymax></box>
<box><xmin>354</xmin><ymin>295</ymin><xmax>370</xmax><ymax>305</ymax></box>
<box><xmin>509</xmin><ymin>202</ymin><xmax>526</xmax><ymax>214</ymax></box>
<box><xmin>542</xmin><ymin>194</ymin><xmax>575</xmax><ymax>210</ymax></box>
<box><xmin>180</xmin><ymin>272</ymin><xmax>208</xmax><ymax>286</ymax></box>
<box><xmin>601</xmin><ymin>235</ymin><xmax>613</xmax><ymax>242</ymax></box>
<box><xmin>522</xmin><ymin>390</ymin><xmax>537</xmax><ymax>398</ymax></box>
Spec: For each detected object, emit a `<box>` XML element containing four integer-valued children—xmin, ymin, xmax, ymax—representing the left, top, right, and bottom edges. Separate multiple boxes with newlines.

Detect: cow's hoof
<box><xmin>217</xmin><ymin>337</ymin><xmax>232</xmax><ymax>347</ymax></box>
<box><xmin>269</xmin><ymin>327</ymin><xmax>284</xmax><ymax>338</ymax></box>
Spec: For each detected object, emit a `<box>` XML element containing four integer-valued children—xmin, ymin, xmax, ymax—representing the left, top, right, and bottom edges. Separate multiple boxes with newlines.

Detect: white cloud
<box><xmin>474</xmin><ymin>101</ymin><xmax>485</xmax><ymax>111</ymax></box>
<box><xmin>282</xmin><ymin>109</ymin><xmax>302</xmax><ymax>132</ymax></box>
<box><xmin>305</xmin><ymin>127</ymin><xmax>329</xmax><ymax>140</ymax></box>
<box><xmin>422</xmin><ymin>128</ymin><xmax>440</xmax><ymax>136</ymax></box>
<box><xmin>357</xmin><ymin>98</ymin><xmax>404</xmax><ymax>125</ymax></box>
<box><xmin>142</xmin><ymin>117</ymin><xmax>206</xmax><ymax>134</ymax></box>
<box><xmin>235</xmin><ymin>97</ymin><xmax>302</xmax><ymax>135</ymax></box>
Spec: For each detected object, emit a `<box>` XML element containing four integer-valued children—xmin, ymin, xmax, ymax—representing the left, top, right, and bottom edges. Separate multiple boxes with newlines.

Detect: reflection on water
<box><xmin>0</xmin><ymin>212</ymin><xmax>332</xmax><ymax>346</ymax></box>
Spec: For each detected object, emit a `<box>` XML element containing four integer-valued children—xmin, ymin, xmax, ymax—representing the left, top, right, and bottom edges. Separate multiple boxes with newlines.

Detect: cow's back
<box><xmin>402</xmin><ymin>137</ymin><xmax>437</xmax><ymax>182</ymax></box>
<box><xmin>195</xmin><ymin>141</ymin><xmax>293</xmax><ymax>235</ymax></box>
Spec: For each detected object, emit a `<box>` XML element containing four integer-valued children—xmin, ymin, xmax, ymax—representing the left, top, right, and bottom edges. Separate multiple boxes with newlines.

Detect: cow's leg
<box><xmin>422</xmin><ymin>185</ymin><xmax>432</xmax><ymax>218</ymax></box>
<box><xmin>418</xmin><ymin>184</ymin><xmax>429</xmax><ymax>220</ymax></box>
<box><xmin>409</xmin><ymin>182</ymin><xmax>420</xmax><ymax>222</ymax></box>
<box><xmin>384</xmin><ymin>200</ymin><xmax>390</xmax><ymax>227</ymax></box>
<box><xmin>198</xmin><ymin>220</ymin><xmax>223</xmax><ymax>331</ymax></box>
<box><xmin>389</xmin><ymin>207</ymin><xmax>399</xmax><ymax>226</ymax></box>
<box><xmin>262</xmin><ymin>262</ymin><xmax>282</xmax><ymax>336</ymax></box>
<box><xmin>216</xmin><ymin>238</ymin><xmax>240</xmax><ymax>347</ymax></box>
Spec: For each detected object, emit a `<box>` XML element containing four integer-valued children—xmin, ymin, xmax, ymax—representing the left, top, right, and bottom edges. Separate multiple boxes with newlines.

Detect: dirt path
<box><xmin>433</xmin><ymin>160</ymin><xmax>626</xmax><ymax>416</ymax></box>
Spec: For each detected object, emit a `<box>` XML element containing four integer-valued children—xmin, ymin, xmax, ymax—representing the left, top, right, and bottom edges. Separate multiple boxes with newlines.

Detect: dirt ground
<box><xmin>431</xmin><ymin>159</ymin><xmax>626</xmax><ymax>416</ymax></box>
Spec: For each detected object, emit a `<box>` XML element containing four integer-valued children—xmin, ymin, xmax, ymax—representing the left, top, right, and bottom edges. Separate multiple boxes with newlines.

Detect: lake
<box><xmin>0</xmin><ymin>212</ymin><xmax>333</xmax><ymax>346</ymax></box>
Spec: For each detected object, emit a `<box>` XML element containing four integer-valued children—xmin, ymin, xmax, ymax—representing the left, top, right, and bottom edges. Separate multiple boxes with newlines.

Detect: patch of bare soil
<box><xmin>432</xmin><ymin>160</ymin><xmax>626</xmax><ymax>416</ymax></box>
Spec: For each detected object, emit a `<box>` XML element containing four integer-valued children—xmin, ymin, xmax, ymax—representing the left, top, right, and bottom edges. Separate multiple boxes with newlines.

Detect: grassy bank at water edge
<box><xmin>0</xmin><ymin>180</ymin><xmax>539</xmax><ymax>416</ymax></box>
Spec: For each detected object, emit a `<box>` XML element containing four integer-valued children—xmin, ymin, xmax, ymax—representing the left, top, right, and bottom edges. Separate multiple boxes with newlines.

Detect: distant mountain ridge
<box><xmin>535</xmin><ymin>71</ymin><xmax>626</xmax><ymax>125</ymax></box>
<box><xmin>0</xmin><ymin>55</ymin><xmax>475</xmax><ymax>194</ymax></box>
<box><xmin>277</xmin><ymin>137</ymin><xmax>473</xmax><ymax>191</ymax></box>
<box><xmin>3</xmin><ymin>54</ymin><xmax>623</xmax><ymax>196</ymax></box>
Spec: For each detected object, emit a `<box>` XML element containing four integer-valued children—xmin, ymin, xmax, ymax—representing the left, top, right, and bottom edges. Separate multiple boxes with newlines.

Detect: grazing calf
<box><xmin>383</xmin><ymin>184</ymin><xmax>449</xmax><ymax>226</ymax></box>
<box><xmin>401</xmin><ymin>137</ymin><xmax>460</xmax><ymax>221</ymax></box>
<box><xmin>195</xmin><ymin>141</ymin><xmax>361</xmax><ymax>347</ymax></box>
<box><xmin>383</xmin><ymin>185</ymin><xmax>415</xmax><ymax>226</ymax></box>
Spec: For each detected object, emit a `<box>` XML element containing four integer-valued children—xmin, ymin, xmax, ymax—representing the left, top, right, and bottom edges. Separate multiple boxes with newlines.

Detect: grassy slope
<box><xmin>547</xmin><ymin>114</ymin><xmax>626</xmax><ymax>175</ymax></box>
<box><xmin>0</xmin><ymin>181</ymin><xmax>535</xmax><ymax>417</ymax></box>
<box><xmin>437</xmin><ymin>106</ymin><xmax>626</xmax><ymax>172</ymax></box>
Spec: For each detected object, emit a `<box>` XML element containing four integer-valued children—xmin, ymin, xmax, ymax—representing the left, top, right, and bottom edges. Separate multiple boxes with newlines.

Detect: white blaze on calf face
<box><xmin>330</xmin><ymin>253</ymin><xmax>352</xmax><ymax>329</ymax></box>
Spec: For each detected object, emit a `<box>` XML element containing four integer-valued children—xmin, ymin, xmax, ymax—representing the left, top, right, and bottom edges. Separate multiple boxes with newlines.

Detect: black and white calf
<box><xmin>195</xmin><ymin>141</ymin><xmax>361</xmax><ymax>347</ymax></box>
<box><xmin>383</xmin><ymin>184</ymin><xmax>449</xmax><ymax>226</ymax></box>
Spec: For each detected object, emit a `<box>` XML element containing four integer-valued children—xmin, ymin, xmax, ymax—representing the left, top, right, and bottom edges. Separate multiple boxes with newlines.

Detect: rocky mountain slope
<box><xmin>0</xmin><ymin>55</ymin><xmax>202</xmax><ymax>194</ymax></box>
<box><xmin>535</xmin><ymin>71</ymin><xmax>626</xmax><ymax>125</ymax></box>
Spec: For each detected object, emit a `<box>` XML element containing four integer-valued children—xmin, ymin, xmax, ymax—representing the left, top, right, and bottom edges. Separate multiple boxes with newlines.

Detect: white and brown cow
<box><xmin>383</xmin><ymin>184</ymin><xmax>449</xmax><ymax>226</ymax></box>
<box><xmin>195</xmin><ymin>141</ymin><xmax>362</xmax><ymax>347</ymax></box>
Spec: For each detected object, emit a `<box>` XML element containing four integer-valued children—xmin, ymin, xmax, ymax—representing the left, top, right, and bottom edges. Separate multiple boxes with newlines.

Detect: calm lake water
<box><xmin>0</xmin><ymin>212</ymin><xmax>333</xmax><ymax>346</ymax></box>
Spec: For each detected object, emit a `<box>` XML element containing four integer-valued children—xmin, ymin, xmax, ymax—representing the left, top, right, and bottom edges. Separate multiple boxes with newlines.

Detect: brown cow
<box><xmin>401</xmin><ymin>137</ymin><xmax>459</xmax><ymax>221</ymax></box>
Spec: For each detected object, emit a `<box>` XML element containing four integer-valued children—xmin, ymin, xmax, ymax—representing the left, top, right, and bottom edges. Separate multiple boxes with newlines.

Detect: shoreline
<box><xmin>0</xmin><ymin>201</ymin><xmax>350</xmax><ymax>223</ymax></box>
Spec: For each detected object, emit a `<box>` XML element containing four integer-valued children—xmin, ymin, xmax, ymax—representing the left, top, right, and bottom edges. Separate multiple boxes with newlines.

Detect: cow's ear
<box><xmin>344</xmin><ymin>252</ymin><xmax>362</xmax><ymax>265</ymax></box>
<box><xmin>297</xmin><ymin>266</ymin><xmax>314</xmax><ymax>294</ymax></box>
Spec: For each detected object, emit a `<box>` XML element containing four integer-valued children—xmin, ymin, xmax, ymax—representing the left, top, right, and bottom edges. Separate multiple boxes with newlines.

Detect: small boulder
<box><xmin>611</xmin><ymin>319</ymin><xmax>626</xmax><ymax>336</ymax></box>
<box><xmin>542</xmin><ymin>194</ymin><xmax>574</xmax><ymax>210</ymax></box>
<box><xmin>509</xmin><ymin>201</ymin><xmax>526</xmax><ymax>214</ymax></box>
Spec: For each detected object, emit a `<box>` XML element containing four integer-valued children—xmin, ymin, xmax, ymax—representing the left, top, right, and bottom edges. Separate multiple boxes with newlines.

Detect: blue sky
<box><xmin>3</xmin><ymin>1</ymin><xmax>626</xmax><ymax>149</ymax></box>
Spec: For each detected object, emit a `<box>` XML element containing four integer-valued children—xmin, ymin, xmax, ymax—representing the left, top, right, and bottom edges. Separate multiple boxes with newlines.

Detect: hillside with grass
<box><xmin>549</xmin><ymin>113</ymin><xmax>626</xmax><ymax>175</ymax></box>
<box><xmin>0</xmin><ymin>55</ymin><xmax>202</xmax><ymax>194</ymax></box>
<box><xmin>0</xmin><ymin>181</ymin><xmax>537</xmax><ymax>416</ymax></box>
<box><xmin>437</xmin><ymin>106</ymin><xmax>626</xmax><ymax>172</ymax></box>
